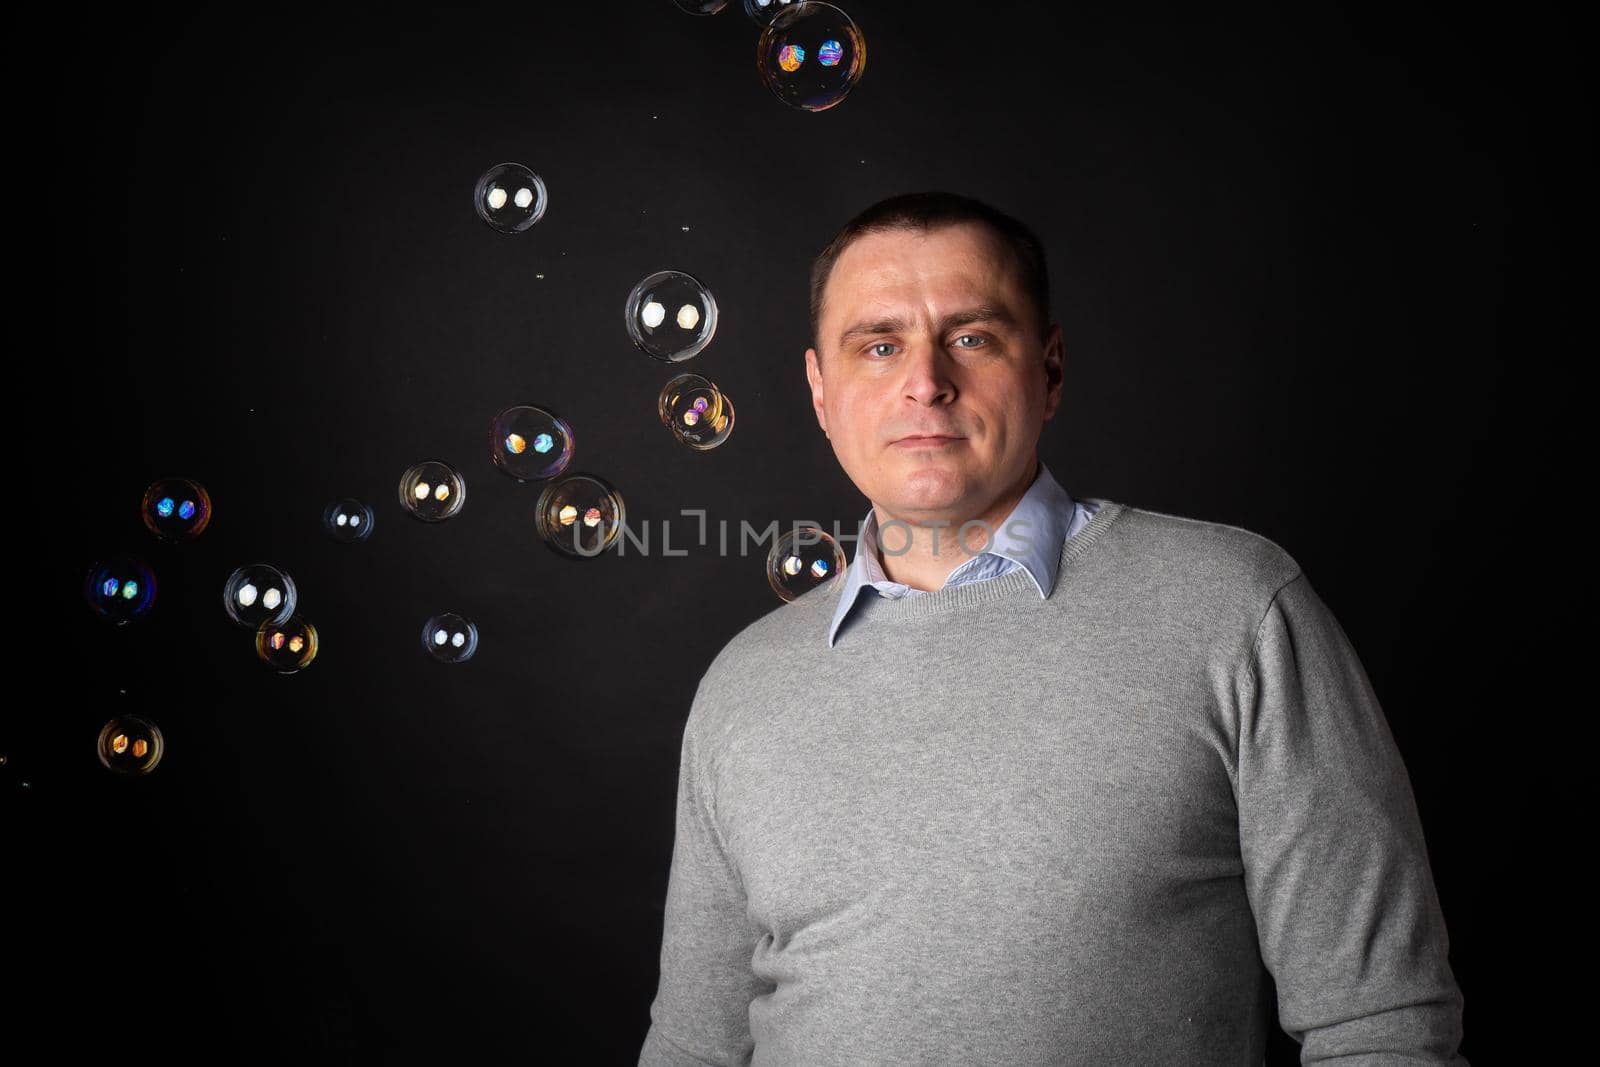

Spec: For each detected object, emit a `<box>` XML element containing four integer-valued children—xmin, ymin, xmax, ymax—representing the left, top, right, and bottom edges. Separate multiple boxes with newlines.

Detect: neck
<box><xmin>872</xmin><ymin>458</ymin><xmax>1040</xmax><ymax>591</ymax></box>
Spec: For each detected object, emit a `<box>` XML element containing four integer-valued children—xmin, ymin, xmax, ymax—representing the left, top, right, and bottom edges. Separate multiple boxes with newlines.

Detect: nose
<box><xmin>901</xmin><ymin>338</ymin><xmax>958</xmax><ymax>406</ymax></box>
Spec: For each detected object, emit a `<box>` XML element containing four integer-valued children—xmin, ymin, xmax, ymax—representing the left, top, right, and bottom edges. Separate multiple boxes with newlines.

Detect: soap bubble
<box><xmin>399</xmin><ymin>461</ymin><xmax>466</xmax><ymax>522</ymax></box>
<box><xmin>625</xmin><ymin>269</ymin><xmax>718</xmax><ymax>362</ymax></box>
<box><xmin>141</xmin><ymin>477</ymin><xmax>212</xmax><ymax>542</ymax></box>
<box><xmin>256</xmin><ymin>614</ymin><xmax>319</xmax><ymax>673</ymax></box>
<box><xmin>768</xmin><ymin>524</ymin><xmax>846</xmax><ymax>601</ymax></box>
<box><xmin>672</xmin><ymin>0</ymin><xmax>728</xmax><ymax>12</ymax></box>
<box><xmin>535</xmin><ymin>474</ymin><xmax>626</xmax><ymax>557</ymax></box>
<box><xmin>421</xmin><ymin>612</ymin><xmax>479</xmax><ymax>663</ymax></box>
<box><xmin>97</xmin><ymin>715</ymin><xmax>165</xmax><ymax>775</ymax></box>
<box><xmin>323</xmin><ymin>498</ymin><xmax>375</xmax><ymax>543</ymax></box>
<box><xmin>84</xmin><ymin>555</ymin><xmax>157</xmax><ymax>625</ymax></box>
<box><xmin>659</xmin><ymin>373</ymin><xmax>735</xmax><ymax>450</ymax></box>
<box><xmin>222</xmin><ymin>564</ymin><xmax>298</xmax><ymax>629</ymax></box>
<box><xmin>490</xmin><ymin>405</ymin><xmax>574</xmax><ymax>481</ymax></box>
<box><xmin>474</xmin><ymin>163</ymin><xmax>548</xmax><ymax>234</ymax></box>
<box><xmin>757</xmin><ymin>2</ymin><xmax>866</xmax><ymax>111</ymax></box>
<box><xmin>743</xmin><ymin>0</ymin><xmax>798</xmax><ymax>25</ymax></box>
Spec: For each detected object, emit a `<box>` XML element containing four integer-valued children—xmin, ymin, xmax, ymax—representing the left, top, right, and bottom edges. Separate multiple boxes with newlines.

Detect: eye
<box><xmin>952</xmin><ymin>333</ymin><xmax>986</xmax><ymax>349</ymax></box>
<box><xmin>867</xmin><ymin>342</ymin><xmax>897</xmax><ymax>358</ymax></box>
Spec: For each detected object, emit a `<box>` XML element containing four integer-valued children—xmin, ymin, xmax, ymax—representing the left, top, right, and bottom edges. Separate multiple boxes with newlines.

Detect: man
<box><xmin>639</xmin><ymin>191</ymin><xmax>1467</xmax><ymax>1065</ymax></box>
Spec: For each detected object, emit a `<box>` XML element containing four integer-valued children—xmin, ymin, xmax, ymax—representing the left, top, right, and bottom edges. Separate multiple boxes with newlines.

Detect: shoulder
<box><xmin>686</xmin><ymin>578</ymin><xmax>843</xmax><ymax>740</ymax></box>
<box><xmin>1099</xmin><ymin>499</ymin><xmax>1304</xmax><ymax>604</ymax></box>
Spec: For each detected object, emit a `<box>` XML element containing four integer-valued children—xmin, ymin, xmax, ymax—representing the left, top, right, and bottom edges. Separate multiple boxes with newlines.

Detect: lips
<box><xmin>892</xmin><ymin>434</ymin><xmax>964</xmax><ymax>447</ymax></box>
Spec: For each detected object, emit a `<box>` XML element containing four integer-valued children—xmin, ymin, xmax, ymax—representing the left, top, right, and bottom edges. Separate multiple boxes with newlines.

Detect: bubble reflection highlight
<box><xmin>768</xmin><ymin>524</ymin><xmax>846</xmax><ymax>602</ymax></box>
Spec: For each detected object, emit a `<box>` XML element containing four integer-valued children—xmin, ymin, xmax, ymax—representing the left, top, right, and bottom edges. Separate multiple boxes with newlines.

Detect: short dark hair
<box><xmin>809</xmin><ymin>191</ymin><xmax>1051</xmax><ymax>354</ymax></box>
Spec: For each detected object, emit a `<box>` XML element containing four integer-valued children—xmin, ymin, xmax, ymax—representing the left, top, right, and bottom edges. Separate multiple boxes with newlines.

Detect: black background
<box><xmin>31</xmin><ymin>0</ymin><xmax>1560</xmax><ymax>1060</ymax></box>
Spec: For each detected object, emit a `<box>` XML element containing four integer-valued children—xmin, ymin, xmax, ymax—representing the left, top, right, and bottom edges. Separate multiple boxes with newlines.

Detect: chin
<box><xmin>893</xmin><ymin>454</ymin><xmax>971</xmax><ymax>478</ymax></box>
<box><xmin>888</xmin><ymin>471</ymin><xmax>972</xmax><ymax>508</ymax></box>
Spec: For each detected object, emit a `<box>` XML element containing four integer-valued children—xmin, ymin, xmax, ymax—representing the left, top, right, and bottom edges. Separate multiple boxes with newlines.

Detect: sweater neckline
<box><xmin>845</xmin><ymin>498</ymin><xmax>1127</xmax><ymax>624</ymax></box>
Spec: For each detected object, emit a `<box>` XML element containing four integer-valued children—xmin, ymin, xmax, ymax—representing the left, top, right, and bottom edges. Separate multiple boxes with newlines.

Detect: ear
<box><xmin>805</xmin><ymin>347</ymin><xmax>829</xmax><ymax>437</ymax></box>
<box><xmin>1040</xmin><ymin>323</ymin><xmax>1065</xmax><ymax>422</ymax></box>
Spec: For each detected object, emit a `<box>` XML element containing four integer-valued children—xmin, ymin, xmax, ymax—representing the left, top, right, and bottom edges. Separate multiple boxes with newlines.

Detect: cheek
<box><xmin>826</xmin><ymin>385</ymin><xmax>870</xmax><ymax>439</ymax></box>
<box><xmin>1002</xmin><ymin>364</ymin><xmax>1041</xmax><ymax>402</ymax></box>
<box><xmin>974</xmin><ymin>379</ymin><xmax>1040</xmax><ymax>444</ymax></box>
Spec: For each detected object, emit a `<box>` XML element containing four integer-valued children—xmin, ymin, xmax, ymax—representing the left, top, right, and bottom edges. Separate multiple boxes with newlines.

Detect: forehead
<box><xmin>823</xmin><ymin>222</ymin><xmax>1022</xmax><ymax>325</ymax></box>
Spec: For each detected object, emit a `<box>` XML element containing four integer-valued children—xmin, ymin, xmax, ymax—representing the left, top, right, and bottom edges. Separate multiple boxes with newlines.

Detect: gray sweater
<box><xmin>641</xmin><ymin>498</ymin><xmax>1467</xmax><ymax>1065</ymax></box>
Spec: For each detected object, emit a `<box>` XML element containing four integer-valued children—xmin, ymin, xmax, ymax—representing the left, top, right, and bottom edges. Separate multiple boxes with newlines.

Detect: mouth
<box><xmin>891</xmin><ymin>435</ymin><xmax>964</xmax><ymax>449</ymax></box>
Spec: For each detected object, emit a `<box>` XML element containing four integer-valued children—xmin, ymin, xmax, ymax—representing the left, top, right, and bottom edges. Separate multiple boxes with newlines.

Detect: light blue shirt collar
<box><xmin>826</xmin><ymin>460</ymin><xmax>1078</xmax><ymax>648</ymax></box>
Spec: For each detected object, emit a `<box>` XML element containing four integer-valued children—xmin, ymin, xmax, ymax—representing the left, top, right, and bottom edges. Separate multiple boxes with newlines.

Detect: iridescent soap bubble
<box><xmin>421</xmin><ymin>612</ymin><xmax>479</xmax><ymax>663</ymax></box>
<box><xmin>490</xmin><ymin>405</ymin><xmax>574</xmax><ymax>481</ymax></box>
<box><xmin>535</xmin><ymin>474</ymin><xmax>626</xmax><ymax>558</ymax></box>
<box><xmin>141</xmin><ymin>477</ymin><xmax>212</xmax><ymax>542</ymax></box>
<box><xmin>659</xmin><ymin>373</ymin><xmax>735</xmax><ymax>450</ymax></box>
<box><xmin>256</xmin><ymin>615</ymin><xmax>319</xmax><ymax>673</ymax></box>
<box><xmin>672</xmin><ymin>0</ymin><xmax>728</xmax><ymax>12</ymax></box>
<box><xmin>768</xmin><ymin>524</ymin><xmax>846</xmax><ymax>602</ymax></box>
<box><xmin>84</xmin><ymin>555</ymin><xmax>157</xmax><ymax>625</ymax></box>
<box><xmin>399</xmin><ymin>461</ymin><xmax>466</xmax><ymax>522</ymax></box>
<box><xmin>625</xmin><ymin>270</ymin><xmax>718</xmax><ymax>362</ymax></box>
<box><xmin>97</xmin><ymin>715</ymin><xmax>165</xmax><ymax>775</ymax></box>
<box><xmin>743</xmin><ymin>0</ymin><xmax>798</xmax><ymax>25</ymax></box>
<box><xmin>757</xmin><ymin>2</ymin><xmax>866</xmax><ymax>111</ymax></box>
<box><xmin>474</xmin><ymin>163</ymin><xmax>548</xmax><ymax>234</ymax></box>
<box><xmin>222</xmin><ymin>564</ymin><xmax>298</xmax><ymax>629</ymax></box>
<box><xmin>323</xmin><ymin>498</ymin><xmax>375</xmax><ymax>543</ymax></box>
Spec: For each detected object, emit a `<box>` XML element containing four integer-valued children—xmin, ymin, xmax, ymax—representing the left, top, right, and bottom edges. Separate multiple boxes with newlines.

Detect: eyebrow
<box><xmin>836</xmin><ymin>304</ymin><xmax>1019</xmax><ymax>348</ymax></box>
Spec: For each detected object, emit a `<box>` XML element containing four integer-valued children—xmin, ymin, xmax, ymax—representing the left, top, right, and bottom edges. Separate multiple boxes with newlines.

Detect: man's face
<box><xmin>805</xmin><ymin>222</ymin><xmax>1064</xmax><ymax>528</ymax></box>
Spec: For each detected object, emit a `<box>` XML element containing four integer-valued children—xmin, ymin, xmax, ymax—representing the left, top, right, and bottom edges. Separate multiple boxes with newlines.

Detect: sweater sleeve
<box><xmin>639</xmin><ymin>691</ymin><xmax>768</xmax><ymax>1067</ymax></box>
<box><xmin>1236</xmin><ymin>571</ymin><xmax>1467</xmax><ymax>1064</ymax></box>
